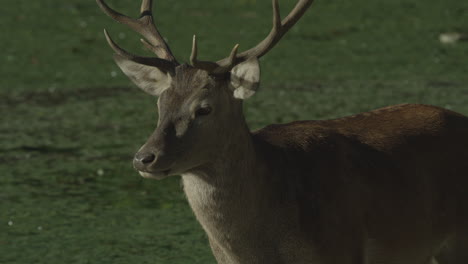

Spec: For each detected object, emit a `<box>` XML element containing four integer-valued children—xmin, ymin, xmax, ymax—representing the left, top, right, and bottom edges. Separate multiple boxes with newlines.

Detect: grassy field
<box><xmin>1</xmin><ymin>0</ymin><xmax>467</xmax><ymax>263</ymax></box>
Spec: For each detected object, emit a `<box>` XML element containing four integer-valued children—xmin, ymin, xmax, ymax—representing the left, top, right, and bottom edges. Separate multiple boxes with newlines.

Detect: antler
<box><xmin>192</xmin><ymin>0</ymin><xmax>314</xmax><ymax>73</ymax></box>
<box><xmin>96</xmin><ymin>0</ymin><xmax>178</xmax><ymax>64</ymax></box>
<box><xmin>97</xmin><ymin>0</ymin><xmax>313</xmax><ymax>74</ymax></box>
<box><xmin>102</xmin><ymin>29</ymin><xmax>175</xmax><ymax>73</ymax></box>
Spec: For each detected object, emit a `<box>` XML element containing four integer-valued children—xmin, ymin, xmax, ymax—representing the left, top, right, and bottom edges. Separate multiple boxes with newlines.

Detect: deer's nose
<box><xmin>134</xmin><ymin>152</ymin><xmax>156</xmax><ymax>169</ymax></box>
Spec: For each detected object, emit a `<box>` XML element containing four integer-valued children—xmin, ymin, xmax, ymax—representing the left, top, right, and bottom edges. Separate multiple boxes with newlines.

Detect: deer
<box><xmin>96</xmin><ymin>0</ymin><xmax>468</xmax><ymax>263</ymax></box>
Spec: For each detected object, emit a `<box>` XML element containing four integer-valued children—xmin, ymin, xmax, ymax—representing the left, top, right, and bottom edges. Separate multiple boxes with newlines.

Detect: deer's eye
<box><xmin>195</xmin><ymin>106</ymin><xmax>212</xmax><ymax>117</ymax></box>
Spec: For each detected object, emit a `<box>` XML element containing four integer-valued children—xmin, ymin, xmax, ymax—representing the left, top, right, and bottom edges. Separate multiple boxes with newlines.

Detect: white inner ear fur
<box><xmin>230</xmin><ymin>58</ymin><xmax>260</xmax><ymax>100</ymax></box>
<box><xmin>114</xmin><ymin>55</ymin><xmax>172</xmax><ymax>96</ymax></box>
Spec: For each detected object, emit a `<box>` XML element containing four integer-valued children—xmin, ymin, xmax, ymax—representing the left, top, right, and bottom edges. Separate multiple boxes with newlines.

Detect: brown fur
<box><xmin>115</xmin><ymin>62</ymin><xmax>468</xmax><ymax>264</ymax></box>
<box><xmin>97</xmin><ymin>0</ymin><xmax>468</xmax><ymax>262</ymax></box>
<box><xmin>182</xmin><ymin>103</ymin><xmax>468</xmax><ymax>264</ymax></box>
<box><xmin>124</xmin><ymin>63</ymin><xmax>468</xmax><ymax>264</ymax></box>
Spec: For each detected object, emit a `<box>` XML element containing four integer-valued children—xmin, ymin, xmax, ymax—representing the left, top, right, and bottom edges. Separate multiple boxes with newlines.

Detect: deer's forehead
<box><xmin>159</xmin><ymin>67</ymin><xmax>214</xmax><ymax>108</ymax></box>
<box><xmin>172</xmin><ymin>65</ymin><xmax>213</xmax><ymax>94</ymax></box>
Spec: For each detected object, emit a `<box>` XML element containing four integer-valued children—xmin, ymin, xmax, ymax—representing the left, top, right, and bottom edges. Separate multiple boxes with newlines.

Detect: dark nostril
<box><xmin>137</xmin><ymin>153</ymin><xmax>156</xmax><ymax>164</ymax></box>
<box><xmin>141</xmin><ymin>153</ymin><xmax>156</xmax><ymax>164</ymax></box>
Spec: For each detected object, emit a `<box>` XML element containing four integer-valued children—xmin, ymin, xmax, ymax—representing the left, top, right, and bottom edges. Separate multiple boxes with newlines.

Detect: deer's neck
<box><xmin>181</xmin><ymin>120</ymin><xmax>275</xmax><ymax>259</ymax></box>
<box><xmin>182</xmin><ymin>121</ymin><xmax>268</xmax><ymax>220</ymax></box>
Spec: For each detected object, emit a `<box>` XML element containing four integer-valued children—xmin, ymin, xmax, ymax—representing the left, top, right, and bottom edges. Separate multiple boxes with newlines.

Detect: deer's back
<box><xmin>253</xmin><ymin>103</ymin><xmax>468</xmax><ymax>177</ymax></box>
<box><xmin>252</xmin><ymin>104</ymin><xmax>468</xmax><ymax>261</ymax></box>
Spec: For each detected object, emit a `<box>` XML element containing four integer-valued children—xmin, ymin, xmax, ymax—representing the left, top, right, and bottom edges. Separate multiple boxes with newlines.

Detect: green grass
<box><xmin>1</xmin><ymin>0</ymin><xmax>467</xmax><ymax>263</ymax></box>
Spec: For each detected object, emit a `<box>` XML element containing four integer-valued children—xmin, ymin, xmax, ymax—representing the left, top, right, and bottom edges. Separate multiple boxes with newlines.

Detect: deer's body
<box><xmin>183</xmin><ymin>103</ymin><xmax>468</xmax><ymax>264</ymax></box>
<box><xmin>97</xmin><ymin>0</ymin><xmax>468</xmax><ymax>263</ymax></box>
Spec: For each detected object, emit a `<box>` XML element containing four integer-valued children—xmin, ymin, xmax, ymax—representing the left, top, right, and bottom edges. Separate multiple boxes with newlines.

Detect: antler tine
<box><xmin>190</xmin><ymin>35</ymin><xmax>199</xmax><ymax>66</ymax></box>
<box><xmin>103</xmin><ymin>29</ymin><xmax>175</xmax><ymax>73</ymax></box>
<box><xmin>96</xmin><ymin>0</ymin><xmax>135</xmax><ymax>26</ymax></box>
<box><xmin>96</xmin><ymin>0</ymin><xmax>178</xmax><ymax>63</ymax></box>
<box><xmin>189</xmin><ymin>35</ymin><xmax>225</xmax><ymax>72</ymax></box>
<box><xmin>140</xmin><ymin>0</ymin><xmax>152</xmax><ymax>13</ymax></box>
<box><xmin>190</xmin><ymin>35</ymin><xmax>240</xmax><ymax>74</ymax></box>
<box><xmin>215</xmin><ymin>0</ymin><xmax>313</xmax><ymax>71</ymax></box>
<box><xmin>211</xmin><ymin>44</ymin><xmax>240</xmax><ymax>74</ymax></box>
<box><xmin>104</xmin><ymin>29</ymin><xmax>133</xmax><ymax>58</ymax></box>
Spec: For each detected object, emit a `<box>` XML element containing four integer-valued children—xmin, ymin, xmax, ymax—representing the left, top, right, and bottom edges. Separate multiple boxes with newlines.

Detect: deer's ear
<box><xmin>113</xmin><ymin>54</ymin><xmax>172</xmax><ymax>96</ymax></box>
<box><xmin>229</xmin><ymin>58</ymin><xmax>260</xmax><ymax>100</ymax></box>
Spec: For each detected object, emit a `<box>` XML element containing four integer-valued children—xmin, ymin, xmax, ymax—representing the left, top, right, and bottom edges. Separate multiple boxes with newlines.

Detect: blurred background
<box><xmin>1</xmin><ymin>0</ymin><xmax>467</xmax><ymax>263</ymax></box>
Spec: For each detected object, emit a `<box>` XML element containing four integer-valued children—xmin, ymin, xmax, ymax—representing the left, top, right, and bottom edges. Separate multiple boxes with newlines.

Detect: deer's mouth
<box><xmin>138</xmin><ymin>169</ymin><xmax>171</xmax><ymax>180</ymax></box>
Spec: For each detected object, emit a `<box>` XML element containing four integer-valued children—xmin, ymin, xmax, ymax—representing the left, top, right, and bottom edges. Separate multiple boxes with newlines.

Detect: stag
<box><xmin>97</xmin><ymin>0</ymin><xmax>468</xmax><ymax>263</ymax></box>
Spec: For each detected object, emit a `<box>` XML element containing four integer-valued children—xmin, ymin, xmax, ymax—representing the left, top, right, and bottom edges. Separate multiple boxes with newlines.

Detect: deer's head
<box><xmin>97</xmin><ymin>0</ymin><xmax>312</xmax><ymax>179</ymax></box>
